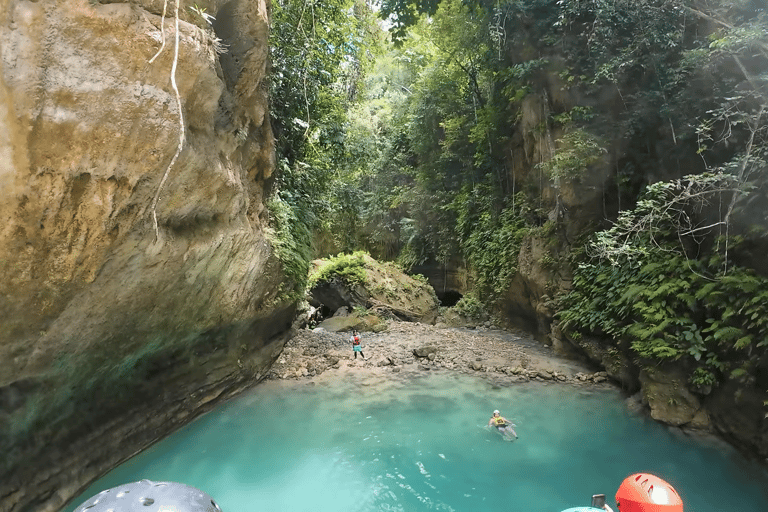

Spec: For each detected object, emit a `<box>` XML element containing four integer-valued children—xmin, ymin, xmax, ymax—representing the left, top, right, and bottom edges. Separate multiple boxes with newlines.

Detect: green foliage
<box><xmin>309</xmin><ymin>251</ymin><xmax>370</xmax><ymax>288</ymax></box>
<box><xmin>558</xmin><ymin>180</ymin><xmax>768</xmax><ymax>387</ymax></box>
<box><xmin>539</xmin><ymin>129</ymin><xmax>606</xmax><ymax>183</ymax></box>
<box><xmin>451</xmin><ymin>294</ymin><xmax>487</xmax><ymax>322</ymax></box>
<box><xmin>551</xmin><ymin>106</ymin><xmax>596</xmax><ymax>126</ymax></box>
<box><xmin>269</xmin><ymin>0</ymin><xmax>381</xmax><ymax>261</ymax></box>
<box><xmin>460</xmin><ymin>193</ymin><xmax>532</xmax><ymax>303</ymax></box>
<box><xmin>691</xmin><ymin>367</ymin><xmax>717</xmax><ymax>387</ymax></box>
<box><xmin>540</xmin><ymin>251</ymin><xmax>555</xmax><ymax>268</ymax></box>
<box><xmin>379</xmin><ymin>0</ymin><xmax>442</xmax><ymax>44</ymax></box>
<box><xmin>587</xmin><ymin>172</ymin><xmax>749</xmax><ymax>266</ymax></box>
<box><xmin>273</xmin><ymin>0</ymin><xmax>768</xmax><ymax>379</ymax></box>
<box><xmin>326</xmin><ymin>0</ymin><xmax>540</xmax><ymax>306</ymax></box>
<box><xmin>266</xmin><ymin>194</ymin><xmax>313</xmax><ymax>299</ymax></box>
<box><xmin>410</xmin><ymin>272</ymin><xmax>431</xmax><ymax>286</ymax></box>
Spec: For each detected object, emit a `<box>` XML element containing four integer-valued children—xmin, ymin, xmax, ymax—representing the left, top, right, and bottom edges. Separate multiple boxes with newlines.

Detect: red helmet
<box><xmin>615</xmin><ymin>473</ymin><xmax>683</xmax><ymax>512</ymax></box>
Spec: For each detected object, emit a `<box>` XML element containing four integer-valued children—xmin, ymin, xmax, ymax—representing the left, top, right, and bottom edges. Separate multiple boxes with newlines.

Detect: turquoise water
<box><xmin>66</xmin><ymin>372</ymin><xmax>768</xmax><ymax>511</ymax></box>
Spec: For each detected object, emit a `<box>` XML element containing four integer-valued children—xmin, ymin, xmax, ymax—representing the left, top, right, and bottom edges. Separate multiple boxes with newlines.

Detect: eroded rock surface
<box><xmin>0</xmin><ymin>1</ymin><xmax>291</xmax><ymax>511</ymax></box>
<box><xmin>270</xmin><ymin>321</ymin><xmax>603</xmax><ymax>387</ymax></box>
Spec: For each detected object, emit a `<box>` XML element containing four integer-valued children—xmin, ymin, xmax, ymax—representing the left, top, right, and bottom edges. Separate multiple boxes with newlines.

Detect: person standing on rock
<box><xmin>350</xmin><ymin>330</ymin><xmax>365</xmax><ymax>360</ymax></box>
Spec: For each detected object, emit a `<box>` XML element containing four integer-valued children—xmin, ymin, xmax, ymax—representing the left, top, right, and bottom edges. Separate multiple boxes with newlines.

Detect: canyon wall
<box><xmin>0</xmin><ymin>1</ymin><xmax>293</xmax><ymax>510</ymax></box>
<box><xmin>497</xmin><ymin>79</ymin><xmax>768</xmax><ymax>463</ymax></box>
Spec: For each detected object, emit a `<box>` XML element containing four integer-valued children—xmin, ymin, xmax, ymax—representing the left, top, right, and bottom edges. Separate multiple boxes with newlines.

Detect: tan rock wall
<box><xmin>0</xmin><ymin>1</ymin><xmax>290</xmax><ymax>510</ymax></box>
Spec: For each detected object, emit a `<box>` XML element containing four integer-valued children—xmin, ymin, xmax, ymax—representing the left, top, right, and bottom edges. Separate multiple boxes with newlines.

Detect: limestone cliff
<box><xmin>0</xmin><ymin>1</ymin><xmax>293</xmax><ymax>511</ymax></box>
<box><xmin>494</xmin><ymin>76</ymin><xmax>768</xmax><ymax>460</ymax></box>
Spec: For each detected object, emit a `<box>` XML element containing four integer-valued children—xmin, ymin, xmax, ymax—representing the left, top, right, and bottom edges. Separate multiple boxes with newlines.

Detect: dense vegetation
<box><xmin>558</xmin><ymin>177</ymin><xmax>768</xmax><ymax>389</ymax></box>
<box><xmin>268</xmin><ymin>0</ymin><xmax>767</xmax><ymax>393</ymax></box>
<box><xmin>268</xmin><ymin>0</ymin><xmax>381</xmax><ymax>294</ymax></box>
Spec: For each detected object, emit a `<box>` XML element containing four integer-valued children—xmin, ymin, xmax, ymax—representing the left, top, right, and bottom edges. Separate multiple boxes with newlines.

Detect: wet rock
<box><xmin>639</xmin><ymin>367</ymin><xmax>704</xmax><ymax>427</ymax></box>
<box><xmin>625</xmin><ymin>392</ymin><xmax>645</xmax><ymax>413</ymax></box>
<box><xmin>688</xmin><ymin>409</ymin><xmax>711</xmax><ymax>430</ymax></box>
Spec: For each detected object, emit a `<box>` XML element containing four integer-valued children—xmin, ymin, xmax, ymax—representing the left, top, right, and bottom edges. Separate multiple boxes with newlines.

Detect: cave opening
<box><xmin>439</xmin><ymin>290</ymin><xmax>463</xmax><ymax>308</ymax></box>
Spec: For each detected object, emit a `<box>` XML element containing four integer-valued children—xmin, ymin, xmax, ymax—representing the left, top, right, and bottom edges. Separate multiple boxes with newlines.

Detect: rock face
<box><xmin>561</xmin><ymin>331</ymin><xmax>768</xmax><ymax>460</ymax></box>
<box><xmin>638</xmin><ymin>367</ymin><xmax>710</xmax><ymax>430</ymax></box>
<box><xmin>501</xmin><ymin>234</ymin><xmax>558</xmax><ymax>336</ymax></box>
<box><xmin>411</xmin><ymin>259</ymin><xmax>468</xmax><ymax>306</ymax></box>
<box><xmin>0</xmin><ymin>1</ymin><xmax>292</xmax><ymax>511</ymax></box>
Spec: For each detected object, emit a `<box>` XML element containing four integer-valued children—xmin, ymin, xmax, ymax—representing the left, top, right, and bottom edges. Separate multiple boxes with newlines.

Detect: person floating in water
<box><xmin>350</xmin><ymin>330</ymin><xmax>365</xmax><ymax>360</ymax></box>
<box><xmin>488</xmin><ymin>410</ymin><xmax>517</xmax><ymax>439</ymax></box>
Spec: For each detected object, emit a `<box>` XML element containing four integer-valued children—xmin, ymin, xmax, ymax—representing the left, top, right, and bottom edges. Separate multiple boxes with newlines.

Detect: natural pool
<box><xmin>66</xmin><ymin>372</ymin><xmax>768</xmax><ymax>511</ymax></box>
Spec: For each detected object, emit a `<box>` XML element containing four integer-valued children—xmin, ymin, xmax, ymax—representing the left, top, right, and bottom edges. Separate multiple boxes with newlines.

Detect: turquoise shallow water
<box><xmin>66</xmin><ymin>372</ymin><xmax>768</xmax><ymax>511</ymax></box>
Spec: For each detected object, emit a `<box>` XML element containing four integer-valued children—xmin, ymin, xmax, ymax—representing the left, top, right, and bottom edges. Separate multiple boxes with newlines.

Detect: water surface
<box><xmin>67</xmin><ymin>372</ymin><xmax>768</xmax><ymax>511</ymax></box>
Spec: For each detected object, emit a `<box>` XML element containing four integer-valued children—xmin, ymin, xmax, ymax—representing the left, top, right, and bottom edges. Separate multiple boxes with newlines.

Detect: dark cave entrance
<box><xmin>438</xmin><ymin>290</ymin><xmax>463</xmax><ymax>308</ymax></box>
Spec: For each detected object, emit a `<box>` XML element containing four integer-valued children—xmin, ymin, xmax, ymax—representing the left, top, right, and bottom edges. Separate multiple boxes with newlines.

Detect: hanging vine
<box><xmin>148</xmin><ymin>0</ymin><xmax>186</xmax><ymax>242</ymax></box>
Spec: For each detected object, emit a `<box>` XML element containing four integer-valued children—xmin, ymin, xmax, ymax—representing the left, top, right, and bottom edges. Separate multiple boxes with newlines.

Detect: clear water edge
<box><xmin>65</xmin><ymin>372</ymin><xmax>768</xmax><ymax>512</ymax></box>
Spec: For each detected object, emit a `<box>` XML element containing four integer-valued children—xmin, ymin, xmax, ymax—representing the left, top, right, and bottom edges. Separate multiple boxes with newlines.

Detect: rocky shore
<box><xmin>268</xmin><ymin>320</ymin><xmax>613</xmax><ymax>388</ymax></box>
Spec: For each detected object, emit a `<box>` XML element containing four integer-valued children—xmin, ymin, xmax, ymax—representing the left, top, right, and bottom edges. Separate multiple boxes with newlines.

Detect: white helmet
<box><xmin>493</xmin><ymin>410</ymin><xmax>500</xmax><ymax>414</ymax></box>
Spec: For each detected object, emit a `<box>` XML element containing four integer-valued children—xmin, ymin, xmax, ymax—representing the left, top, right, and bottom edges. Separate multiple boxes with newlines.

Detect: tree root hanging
<box><xmin>149</xmin><ymin>0</ymin><xmax>186</xmax><ymax>243</ymax></box>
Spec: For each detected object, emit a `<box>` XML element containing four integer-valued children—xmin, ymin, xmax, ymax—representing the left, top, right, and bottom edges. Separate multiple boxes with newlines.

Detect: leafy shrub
<box><xmin>538</xmin><ymin>129</ymin><xmax>606</xmax><ymax>183</ymax></box>
<box><xmin>309</xmin><ymin>251</ymin><xmax>370</xmax><ymax>288</ymax></box>
<box><xmin>558</xmin><ymin>180</ymin><xmax>768</xmax><ymax>388</ymax></box>
<box><xmin>452</xmin><ymin>294</ymin><xmax>487</xmax><ymax>322</ymax></box>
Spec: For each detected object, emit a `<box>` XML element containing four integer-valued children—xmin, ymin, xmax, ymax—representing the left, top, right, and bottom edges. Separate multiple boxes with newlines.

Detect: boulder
<box><xmin>317</xmin><ymin>316</ymin><xmax>366</xmax><ymax>333</ymax></box>
<box><xmin>317</xmin><ymin>314</ymin><xmax>384</xmax><ymax>333</ymax></box>
<box><xmin>413</xmin><ymin>346</ymin><xmax>438</xmax><ymax>358</ymax></box>
<box><xmin>639</xmin><ymin>367</ymin><xmax>709</xmax><ymax>429</ymax></box>
<box><xmin>309</xmin><ymin>253</ymin><xmax>439</xmax><ymax>324</ymax></box>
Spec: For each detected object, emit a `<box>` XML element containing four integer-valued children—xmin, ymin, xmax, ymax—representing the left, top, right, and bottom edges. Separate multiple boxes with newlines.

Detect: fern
<box><xmin>712</xmin><ymin>326</ymin><xmax>744</xmax><ymax>343</ymax></box>
<box><xmin>557</xmin><ymin>194</ymin><xmax>768</xmax><ymax>391</ymax></box>
<box><xmin>694</xmin><ymin>281</ymin><xmax>718</xmax><ymax>300</ymax></box>
<box><xmin>734</xmin><ymin>336</ymin><xmax>753</xmax><ymax>350</ymax></box>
